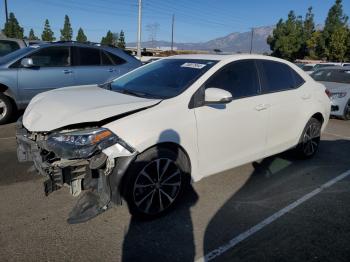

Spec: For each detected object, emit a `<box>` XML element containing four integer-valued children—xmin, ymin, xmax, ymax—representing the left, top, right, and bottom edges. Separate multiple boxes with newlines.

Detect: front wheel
<box><xmin>123</xmin><ymin>147</ymin><xmax>189</xmax><ymax>219</ymax></box>
<box><xmin>0</xmin><ymin>93</ymin><xmax>15</xmax><ymax>125</ymax></box>
<box><xmin>294</xmin><ymin>117</ymin><xmax>322</xmax><ymax>159</ymax></box>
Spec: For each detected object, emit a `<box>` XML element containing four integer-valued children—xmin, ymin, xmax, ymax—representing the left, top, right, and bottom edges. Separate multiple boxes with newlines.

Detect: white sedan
<box><xmin>17</xmin><ymin>54</ymin><xmax>330</xmax><ymax>223</ymax></box>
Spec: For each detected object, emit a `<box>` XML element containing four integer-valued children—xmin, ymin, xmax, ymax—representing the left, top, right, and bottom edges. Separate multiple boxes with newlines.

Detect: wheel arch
<box><xmin>0</xmin><ymin>83</ymin><xmax>16</xmax><ymax>103</ymax></box>
<box><xmin>311</xmin><ymin>112</ymin><xmax>324</xmax><ymax>125</ymax></box>
<box><xmin>140</xmin><ymin>142</ymin><xmax>192</xmax><ymax>176</ymax></box>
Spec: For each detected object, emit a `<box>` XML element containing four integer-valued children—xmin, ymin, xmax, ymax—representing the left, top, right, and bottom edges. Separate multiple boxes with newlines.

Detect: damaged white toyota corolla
<box><xmin>17</xmin><ymin>54</ymin><xmax>330</xmax><ymax>223</ymax></box>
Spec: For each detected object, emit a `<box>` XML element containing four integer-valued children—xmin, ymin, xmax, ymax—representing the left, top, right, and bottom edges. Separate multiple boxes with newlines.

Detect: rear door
<box><xmin>17</xmin><ymin>46</ymin><xmax>75</xmax><ymax>105</ymax></box>
<box><xmin>72</xmin><ymin>47</ymin><xmax>126</xmax><ymax>85</ymax></box>
<box><xmin>257</xmin><ymin>60</ymin><xmax>306</xmax><ymax>155</ymax></box>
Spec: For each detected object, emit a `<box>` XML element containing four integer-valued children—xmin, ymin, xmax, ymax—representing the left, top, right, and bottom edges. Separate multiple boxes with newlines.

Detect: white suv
<box><xmin>17</xmin><ymin>54</ymin><xmax>331</xmax><ymax>223</ymax></box>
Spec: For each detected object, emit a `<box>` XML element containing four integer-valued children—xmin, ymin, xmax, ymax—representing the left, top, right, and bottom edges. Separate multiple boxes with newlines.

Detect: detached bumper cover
<box><xmin>16</xmin><ymin>120</ymin><xmax>137</xmax><ymax>223</ymax></box>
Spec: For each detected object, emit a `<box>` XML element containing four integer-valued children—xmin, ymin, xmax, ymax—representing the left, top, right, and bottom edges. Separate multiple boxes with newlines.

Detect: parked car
<box><xmin>0</xmin><ymin>41</ymin><xmax>141</xmax><ymax>124</ymax></box>
<box><xmin>301</xmin><ymin>63</ymin><xmax>341</xmax><ymax>74</ymax></box>
<box><xmin>17</xmin><ymin>54</ymin><xmax>330</xmax><ymax>223</ymax></box>
<box><xmin>311</xmin><ymin>66</ymin><xmax>350</xmax><ymax>120</ymax></box>
<box><xmin>301</xmin><ymin>63</ymin><xmax>317</xmax><ymax>74</ymax></box>
<box><xmin>0</xmin><ymin>37</ymin><xmax>27</xmax><ymax>57</ymax></box>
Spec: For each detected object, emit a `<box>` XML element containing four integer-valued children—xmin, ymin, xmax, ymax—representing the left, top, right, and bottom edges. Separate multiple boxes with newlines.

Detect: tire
<box><xmin>122</xmin><ymin>146</ymin><xmax>190</xmax><ymax>219</ymax></box>
<box><xmin>0</xmin><ymin>93</ymin><xmax>14</xmax><ymax>125</ymax></box>
<box><xmin>342</xmin><ymin>100</ymin><xmax>350</xmax><ymax>120</ymax></box>
<box><xmin>294</xmin><ymin>117</ymin><xmax>322</xmax><ymax>159</ymax></box>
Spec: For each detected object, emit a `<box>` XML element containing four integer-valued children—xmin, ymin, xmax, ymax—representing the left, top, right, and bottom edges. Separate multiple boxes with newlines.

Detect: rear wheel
<box><xmin>294</xmin><ymin>117</ymin><xmax>322</xmax><ymax>159</ymax></box>
<box><xmin>123</xmin><ymin>146</ymin><xmax>189</xmax><ymax>219</ymax></box>
<box><xmin>343</xmin><ymin>100</ymin><xmax>350</xmax><ymax>120</ymax></box>
<box><xmin>0</xmin><ymin>93</ymin><xmax>14</xmax><ymax>125</ymax></box>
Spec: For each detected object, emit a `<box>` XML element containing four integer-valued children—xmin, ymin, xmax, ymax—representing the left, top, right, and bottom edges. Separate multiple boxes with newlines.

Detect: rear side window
<box><xmin>28</xmin><ymin>46</ymin><xmax>70</xmax><ymax>67</ymax></box>
<box><xmin>259</xmin><ymin>60</ymin><xmax>304</xmax><ymax>93</ymax></box>
<box><xmin>0</xmin><ymin>40</ymin><xmax>20</xmax><ymax>57</ymax></box>
<box><xmin>205</xmin><ymin>60</ymin><xmax>260</xmax><ymax>99</ymax></box>
<box><xmin>76</xmin><ymin>47</ymin><xmax>100</xmax><ymax>66</ymax></box>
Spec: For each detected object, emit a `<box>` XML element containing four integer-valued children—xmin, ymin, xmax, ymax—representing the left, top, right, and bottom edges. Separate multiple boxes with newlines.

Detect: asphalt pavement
<box><xmin>0</xmin><ymin>119</ymin><xmax>349</xmax><ymax>262</ymax></box>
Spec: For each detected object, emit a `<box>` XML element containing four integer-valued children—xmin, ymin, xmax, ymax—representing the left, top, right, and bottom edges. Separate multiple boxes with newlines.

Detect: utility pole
<box><xmin>249</xmin><ymin>27</ymin><xmax>254</xmax><ymax>54</ymax></box>
<box><xmin>4</xmin><ymin>0</ymin><xmax>8</xmax><ymax>23</ymax></box>
<box><xmin>171</xmin><ymin>14</ymin><xmax>175</xmax><ymax>51</ymax></box>
<box><xmin>137</xmin><ymin>0</ymin><xmax>142</xmax><ymax>58</ymax></box>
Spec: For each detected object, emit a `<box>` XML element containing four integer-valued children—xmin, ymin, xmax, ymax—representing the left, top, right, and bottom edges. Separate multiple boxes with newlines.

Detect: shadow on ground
<box><xmin>203</xmin><ymin>139</ymin><xmax>350</xmax><ymax>261</ymax></box>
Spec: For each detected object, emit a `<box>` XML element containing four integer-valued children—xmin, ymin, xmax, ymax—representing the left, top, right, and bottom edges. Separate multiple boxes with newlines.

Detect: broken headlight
<box><xmin>46</xmin><ymin>128</ymin><xmax>119</xmax><ymax>159</ymax></box>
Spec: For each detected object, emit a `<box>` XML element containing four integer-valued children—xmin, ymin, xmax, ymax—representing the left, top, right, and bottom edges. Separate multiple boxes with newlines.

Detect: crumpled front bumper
<box><xmin>16</xmin><ymin>120</ymin><xmax>137</xmax><ymax>223</ymax></box>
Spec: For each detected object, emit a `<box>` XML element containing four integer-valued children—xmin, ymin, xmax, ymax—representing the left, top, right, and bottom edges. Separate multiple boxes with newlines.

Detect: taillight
<box><xmin>325</xmin><ymin>89</ymin><xmax>331</xmax><ymax>98</ymax></box>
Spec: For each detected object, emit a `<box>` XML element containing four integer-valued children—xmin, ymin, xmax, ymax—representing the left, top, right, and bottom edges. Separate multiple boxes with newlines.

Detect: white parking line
<box><xmin>195</xmin><ymin>169</ymin><xmax>350</xmax><ymax>262</ymax></box>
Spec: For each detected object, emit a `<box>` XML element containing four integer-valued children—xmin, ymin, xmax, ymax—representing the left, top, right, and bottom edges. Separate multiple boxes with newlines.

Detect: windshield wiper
<box><xmin>116</xmin><ymin>88</ymin><xmax>154</xmax><ymax>98</ymax></box>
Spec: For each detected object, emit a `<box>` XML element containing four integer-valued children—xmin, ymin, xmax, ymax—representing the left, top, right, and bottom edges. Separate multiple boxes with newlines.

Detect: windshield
<box><xmin>110</xmin><ymin>58</ymin><xmax>217</xmax><ymax>99</ymax></box>
<box><xmin>311</xmin><ymin>69</ymin><xmax>350</xmax><ymax>84</ymax></box>
<box><xmin>0</xmin><ymin>46</ymin><xmax>34</xmax><ymax>65</ymax></box>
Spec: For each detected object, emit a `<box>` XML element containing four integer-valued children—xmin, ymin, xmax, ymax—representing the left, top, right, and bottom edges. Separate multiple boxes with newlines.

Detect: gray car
<box><xmin>0</xmin><ymin>42</ymin><xmax>141</xmax><ymax>124</ymax></box>
<box><xmin>311</xmin><ymin>66</ymin><xmax>350</xmax><ymax>120</ymax></box>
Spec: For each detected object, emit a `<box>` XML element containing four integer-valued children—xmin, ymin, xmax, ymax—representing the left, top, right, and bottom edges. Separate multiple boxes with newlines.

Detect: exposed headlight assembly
<box><xmin>330</xmin><ymin>92</ymin><xmax>347</xmax><ymax>99</ymax></box>
<box><xmin>46</xmin><ymin>128</ymin><xmax>119</xmax><ymax>159</ymax></box>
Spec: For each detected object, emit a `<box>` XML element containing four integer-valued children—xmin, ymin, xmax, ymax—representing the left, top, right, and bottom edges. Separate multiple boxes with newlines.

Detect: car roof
<box><xmin>164</xmin><ymin>53</ymin><xmax>291</xmax><ymax>63</ymax></box>
<box><xmin>314</xmin><ymin>65</ymin><xmax>346</xmax><ymax>70</ymax></box>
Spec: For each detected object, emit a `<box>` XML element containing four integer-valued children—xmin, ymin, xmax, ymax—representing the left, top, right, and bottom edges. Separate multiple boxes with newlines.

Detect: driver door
<box><xmin>194</xmin><ymin>60</ymin><xmax>269</xmax><ymax>177</ymax></box>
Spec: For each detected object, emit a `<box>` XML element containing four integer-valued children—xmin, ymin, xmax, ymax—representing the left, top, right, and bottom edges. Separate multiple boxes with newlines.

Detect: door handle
<box><xmin>255</xmin><ymin>104</ymin><xmax>270</xmax><ymax>111</ymax></box>
<box><xmin>301</xmin><ymin>94</ymin><xmax>311</xmax><ymax>100</ymax></box>
<box><xmin>63</xmin><ymin>69</ymin><xmax>73</xmax><ymax>74</ymax></box>
<box><xmin>107</xmin><ymin>68</ymin><xmax>116</xmax><ymax>72</ymax></box>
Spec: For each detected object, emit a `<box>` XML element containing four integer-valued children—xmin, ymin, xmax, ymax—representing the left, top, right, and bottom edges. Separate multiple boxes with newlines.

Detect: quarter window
<box><xmin>205</xmin><ymin>60</ymin><xmax>260</xmax><ymax>99</ymax></box>
<box><xmin>28</xmin><ymin>46</ymin><xmax>70</xmax><ymax>67</ymax></box>
<box><xmin>259</xmin><ymin>60</ymin><xmax>304</xmax><ymax>93</ymax></box>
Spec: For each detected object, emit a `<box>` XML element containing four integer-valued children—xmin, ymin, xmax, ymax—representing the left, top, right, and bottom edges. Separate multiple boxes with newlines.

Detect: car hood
<box><xmin>23</xmin><ymin>85</ymin><xmax>161</xmax><ymax>132</ymax></box>
<box><xmin>319</xmin><ymin>81</ymin><xmax>350</xmax><ymax>92</ymax></box>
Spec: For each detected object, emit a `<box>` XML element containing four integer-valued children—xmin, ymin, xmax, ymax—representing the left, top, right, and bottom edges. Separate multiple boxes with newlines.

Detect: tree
<box><xmin>101</xmin><ymin>30</ymin><xmax>117</xmax><ymax>46</ymax></box>
<box><xmin>267</xmin><ymin>11</ymin><xmax>304</xmax><ymax>61</ymax></box>
<box><xmin>2</xmin><ymin>12</ymin><xmax>24</xmax><ymax>39</ymax></box>
<box><xmin>28</xmin><ymin>28</ymin><xmax>39</xmax><ymax>40</ymax></box>
<box><xmin>60</xmin><ymin>15</ymin><xmax>73</xmax><ymax>41</ymax></box>
<box><xmin>320</xmin><ymin>0</ymin><xmax>349</xmax><ymax>60</ymax></box>
<box><xmin>76</xmin><ymin>27</ymin><xmax>87</xmax><ymax>43</ymax></box>
<box><xmin>302</xmin><ymin>7</ymin><xmax>316</xmax><ymax>58</ymax></box>
<box><xmin>41</xmin><ymin>19</ymin><xmax>55</xmax><ymax>41</ymax></box>
<box><xmin>117</xmin><ymin>30</ymin><xmax>126</xmax><ymax>49</ymax></box>
<box><xmin>306</xmin><ymin>31</ymin><xmax>322</xmax><ymax>59</ymax></box>
<box><xmin>328</xmin><ymin>26</ymin><xmax>348</xmax><ymax>61</ymax></box>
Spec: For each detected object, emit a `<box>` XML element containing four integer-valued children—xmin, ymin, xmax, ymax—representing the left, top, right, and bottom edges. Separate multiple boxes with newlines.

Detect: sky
<box><xmin>1</xmin><ymin>0</ymin><xmax>349</xmax><ymax>44</ymax></box>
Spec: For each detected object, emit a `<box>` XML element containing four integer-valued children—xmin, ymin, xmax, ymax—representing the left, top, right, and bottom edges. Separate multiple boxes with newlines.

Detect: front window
<box><xmin>110</xmin><ymin>59</ymin><xmax>217</xmax><ymax>99</ymax></box>
<box><xmin>28</xmin><ymin>46</ymin><xmax>70</xmax><ymax>67</ymax></box>
<box><xmin>311</xmin><ymin>69</ymin><xmax>350</xmax><ymax>84</ymax></box>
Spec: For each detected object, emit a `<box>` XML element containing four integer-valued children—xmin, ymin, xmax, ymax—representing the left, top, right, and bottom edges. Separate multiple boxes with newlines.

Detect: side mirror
<box><xmin>204</xmin><ymin>87</ymin><xmax>233</xmax><ymax>104</ymax></box>
<box><xmin>21</xmin><ymin>58</ymin><xmax>34</xmax><ymax>68</ymax></box>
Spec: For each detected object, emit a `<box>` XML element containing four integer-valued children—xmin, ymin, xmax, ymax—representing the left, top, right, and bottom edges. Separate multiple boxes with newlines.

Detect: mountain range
<box><xmin>127</xmin><ymin>25</ymin><xmax>274</xmax><ymax>53</ymax></box>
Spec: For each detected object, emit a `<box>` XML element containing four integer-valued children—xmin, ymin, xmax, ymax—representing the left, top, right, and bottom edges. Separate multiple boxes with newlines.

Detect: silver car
<box><xmin>0</xmin><ymin>42</ymin><xmax>141</xmax><ymax>124</ymax></box>
<box><xmin>311</xmin><ymin>66</ymin><xmax>350</xmax><ymax>120</ymax></box>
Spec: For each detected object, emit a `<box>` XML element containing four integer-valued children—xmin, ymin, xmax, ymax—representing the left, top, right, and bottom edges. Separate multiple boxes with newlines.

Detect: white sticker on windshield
<box><xmin>181</xmin><ymin>63</ymin><xmax>206</xmax><ymax>69</ymax></box>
